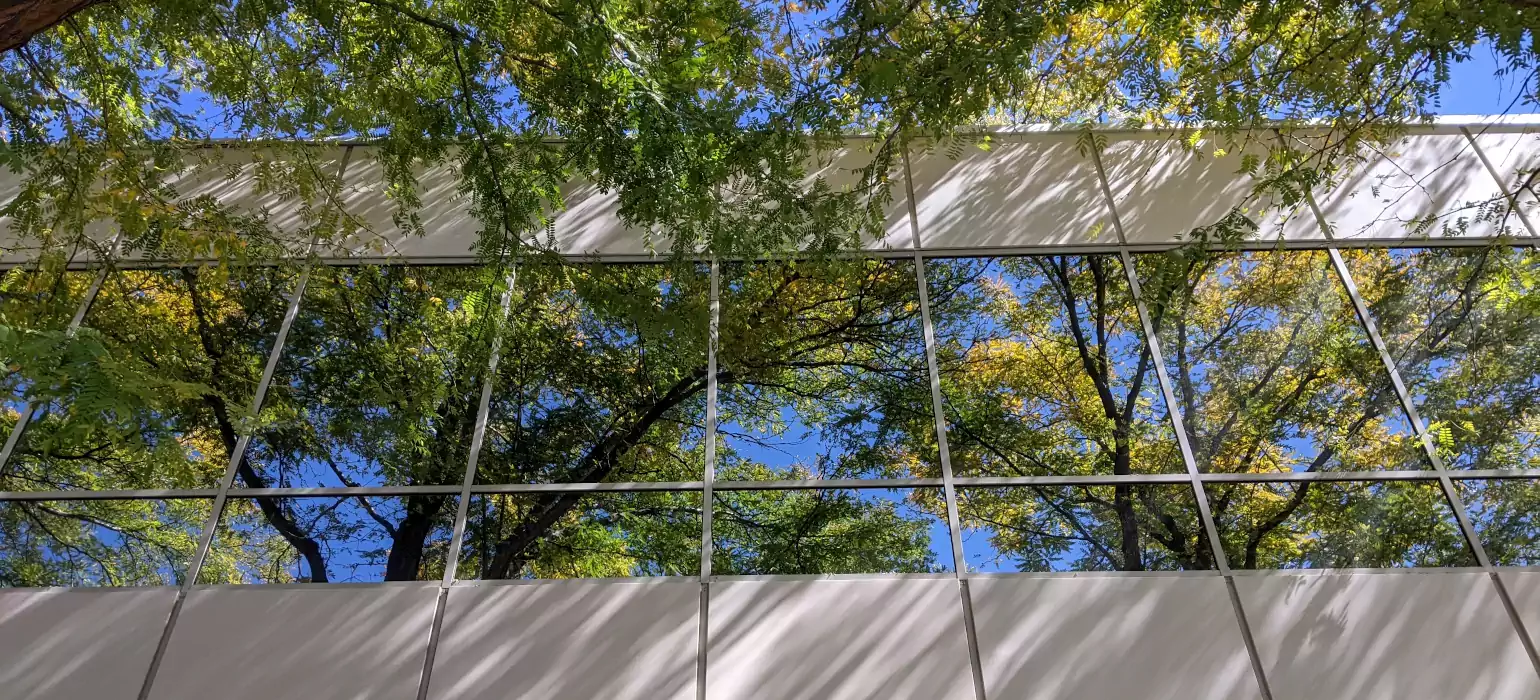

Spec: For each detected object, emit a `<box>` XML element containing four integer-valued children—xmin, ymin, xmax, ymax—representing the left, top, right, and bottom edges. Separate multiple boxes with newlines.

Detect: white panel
<box><xmin>906</xmin><ymin>134</ymin><xmax>1111</xmax><ymax>249</ymax></box>
<box><xmin>1237</xmin><ymin>572</ymin><xmax>1540</xmax><ymax>700</ymax></box>
<box><xmin>429</xmin><ymin>581</ymin><xmax>697</xmax><ymax>700</ymax></box>
<box><xmin>1467</xmin><ymin>129</ymin><xmax>1540</xmax><ymax>237</ymax></box>
<box><xmin>1102</xmin><ymin>134</ymin><xmax>1314</xmax><ymax>244</ymax></box>
<box><xmin>811</xmin><ymin>144</ymin><xmax>909</xmax><ymax>251</ymax></box>
<box><xmin>0</xmin><ymin>587</ymin><xmax>176</xmax><ymax>700</ymax></box>
<box><xmin>707</xmin><ymin>578</ymin><xmax>973</xmax><ymax>700</ymax></box>
<box><xmin>1315</xmin><ymin>133</ymin><xmax>1510</xmax><ymax>240</ymax></box>
<box><xmin>1497</xmin><ymin>571</ymin><xmax>1540</xmax><ymax>660</ymax></box>
<box><xmin>148</xmin><ymin>585</ymin><xmax>438</xmax><ymax>700</ymax></box>
<box><xmin>970</xmin><ymin>575</ymin><xmax>1261</xmax><ymax>700</ymax></box>
<box><xmin>328</xmin><ymin>154</ymin><xmax>483</xmax><ymax>259</ymax></box>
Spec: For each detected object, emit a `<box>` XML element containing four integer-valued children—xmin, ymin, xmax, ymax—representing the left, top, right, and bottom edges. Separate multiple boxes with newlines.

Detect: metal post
<box><xmin>697</xmin><ymin>259</ymin><xmax>720</xmax><ymax>700</ymax></box>
<box><xmin>1088</xmin><ymin>141</ymin><xmax>1275</xmax><ymax>700</ymax></box>
<box><xmin>441</xmin><ymin>264</ymin><xmax>517</xmax><ymax>587</ymax></box>
<box><xmin>902</xmin><ymin>145</ymin><xmax>985</xmax><ymax>700</ymax></box>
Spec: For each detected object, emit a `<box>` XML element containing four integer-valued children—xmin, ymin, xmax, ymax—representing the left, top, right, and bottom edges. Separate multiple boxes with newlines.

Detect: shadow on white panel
<box><xmin>1101</xmin><ymin>134</ymin><xmax>1314</xmax><ymax>244</ymax></box>
<box><xmin>1316</xmin><ymin>133</ymin><xmax>1513</xmax><ymax>240</ymax></box>
<box><xmin>970</xmin><ymin>574</ymin><xmax>1262</xmax><ymax>700</ymax></box>
<box><xmin>428</xmin><ymin>581</ymin><xmax>698</xmax><ymax>700</ymax></box>
<box><xmin>147</xmin><ymin>585</ymin><xmax>439</xmax><ymax>700</ymax></box>
<box><xmin>1236</xmin><ymin>571</ymin><xmax>1539</xmax><ymax>700</ymax></box>
<box><xmin>329</xmin><ymin>152</ymin><xmax>482</xmax><ymax>259</ymax></box>
<box><xmin>0</xmin><ymin>587</ymin><xmax>177</xmax><ymax>700</ymax></box>
<box><xmin>906</xmin><ymin>135</ymin><xmax>1110</xmax><ymax>250</ymax></box>
<box><xmin>707</xmin><ymin>578</ymin><xmax>973</xmax><ymax>700</ymax></box>
<box><xmin>1469</xmin><ymin>129</ymin><xmax>1540</xmax><ymax>236</ymax></box>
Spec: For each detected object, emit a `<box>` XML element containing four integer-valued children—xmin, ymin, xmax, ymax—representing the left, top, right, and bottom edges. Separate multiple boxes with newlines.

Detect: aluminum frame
<box><xmin>5</xmin><ymin>129</ymin><xmax>1540</xmax><ymax>700</ymax></box>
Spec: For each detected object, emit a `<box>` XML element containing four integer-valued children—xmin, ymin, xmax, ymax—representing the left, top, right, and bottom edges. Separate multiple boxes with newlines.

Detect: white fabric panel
<box><xmin>148</xmin><ymin>585</ymin><xmax>438</xmax><ymax>700</ymax></box>
<box><xmin>1236</xmin><ymin>571</ymin><xmax>1539</xmax><ymax>700</ymax></box>
<box><xmin>0</xmin><ymin>587</ymin><xmax>176</xmax><ymax>700</ymax></box>
<box><xmin>1314</xmin><ymin>133</ymin><xmax>1512</xmax><ymax>240</ymax></box>
<box><xmin>1497</xmin><ymin>571</ymin><xmax>1540</xmax><ymax>660</ymax></box>
<box><xmin>906</xmin><ymin>134</ymin><xmax>1111</xmax><ymax>249</ymax></box>
<box><xmin>428</xmin><ymin>581</ymin><xmax>698</xmax><ymax>700</ymax></box>
<box><xmin>1101</xmin><ymin>134</ymin><xmax>1315</xmax><ymax>244</ymax></box>
<box><xmin>969</xmin><ymin>574</ymin><xmax>1262</xmax><ymax>700</ymax></box>
<box><xmin>810</xmin><ymin>144</ymin><xmax>910</xmax><ymax>250</ymax></box>
<box><xmin>707</xmin><ymin>578</ymin><xmax>973</xmax><ymax>700</ymax></box>
<box><xmin>1467</xmin><ymin>128</ymin><xmax>1540</xmax><ymax>236</ymax></box>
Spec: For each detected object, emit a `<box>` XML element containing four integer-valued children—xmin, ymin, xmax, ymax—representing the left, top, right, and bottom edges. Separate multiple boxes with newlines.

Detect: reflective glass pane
<box><xmin>1454</xmin><ymin>478</ymin><xmax>1540</xmax><ymax>566</ymax></box>
<box><xmin>1135</xmin><ymin>249</ymin><xmax>1422</xmax><ymax>473</ymax></box>
<box><xmin>1206</xmin><ymin>480</ymin><xmax>1473</xmax><ymax>569</ymax></box>
<box><xmin>244</xmin><ymin>265</ymin><xmax>500</xmax><ymax>488</ymax></box>
<box><xmin>7</xmin><ymin>265</ymin><xmax>295</xmax><ymax>492</ymax></box>
<box><xmin>200</xmin><ymin>494</ymin><xmax>459</xmax><ymax>583</ymax></box>
<box><xmin>0</xmin><ymin>497</ymin><xmax>209</xmax><ymax>587</ymax></box>
<box><xmin>1341</xmin><ymin>246</ymin><xmax>1540</xmax><ymax>470</ymax></box>
<box><xmin>957</xmin><ymin>484</ymin><xmax>1208</xmax><ymax>572</ymax></box>
<box><xmin>928</xmin><ymin>256</ymin><xmax>1182</xmax><ymax>477</ymax></box>
<box><xmin>717</xmin><ymin>258</ymin><xmax>936</xmax><ymax>480</ymax></box>
<box><xmin>478</xmin><ymin>261</ymin><xmax>709</xmax><ymax>484</ymax></box>
<box><xmin>461</xmin><ymin>491</ymin><xmax>701</xmax><ymax>579</ymax></box>
<box><xmin>712</xmin><ymin>487</ymin><xmax>951</xmax><ymax>574</ymax></box>
<box><xmin>0</xmin><ymin>265</ymin><xmax>93</xmax><ymax>410</ymax></box>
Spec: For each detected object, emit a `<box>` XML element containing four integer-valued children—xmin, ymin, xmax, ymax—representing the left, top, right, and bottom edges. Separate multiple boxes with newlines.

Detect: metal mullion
<box><xmin>697</xmin><ymin>259</ymin><xmax>719</xmax><ymax>700</ymax></box>
<box><xmin>0</xmin><ymin>488</ymin><xmax>218</xmax><ymax>501</ymax></box>
<box><xmin>179</xmin><ymin>146</ymin><xmax>355</xmax><ymax>591</ymax></box>
<box><xmin>230</xmin><ymin>485</ymin><xmax>465</xmax><ymax>498</ymax></box>
<box><xmin>952</xmin><ymin>474</ymin><xmax>1187</xmax><ymax>487</ymax></box>
<box><xmin>1461</xmin><ymin>126</ymin><xmax>1540</xmax><ymax>240</ymax></box>
<box><xmin>1090</xmin><ymin>142</ymin><xmax>1274</xmax><ymax>700</ymax></box>
<box><xmin>903</xmin><ymin>146</ymin><xmax>985</xmax><ymax>700</ymax></box>
<box><xmin>701</xmin><ymin>259</ymin><xmax>720</xmax><ymax>577</ymax></box>
<box><xmin>1198</xmin><ymin>470</ymin><xmax>1440</xmax><ymax>483</ymax></box>
<box><xmin>901</xmin><ymin>148</ymin><xmax>966</xmax><ymax>576</ymax></box>
<box><xmin>441</xmin><ymin>264</ymin><xmax>516</xmax><ymax>587</ymax></box>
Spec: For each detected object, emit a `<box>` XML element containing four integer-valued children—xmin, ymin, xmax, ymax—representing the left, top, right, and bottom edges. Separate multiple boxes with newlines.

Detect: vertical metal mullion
<box><xmin>1460</xmin><ymin>126</ymin><xmax>1540</xmax><ymax>240</ymax></box>
<box><xmin>1089</xmin><ymin>142</ymin><xmax>1274</xmax><ymax>700</ymax></box>
<box><xmin>697</xmin><ymin>259</ymin><xmax>719</xmax><ymax>700</ymax></box>
<box><xmin>0</xmin><ymin>265</ymin><xmax>110</xmax><ymax>472</ymax></box>
<box><xmin>441</xmin><ymin>264</ymin><xmax>517</xmax><ymax>587</ymax></box>
<box><xmin>902</xmin><ymin>146</ymin><xmax>984</xmax><ymax>700</ymax></box>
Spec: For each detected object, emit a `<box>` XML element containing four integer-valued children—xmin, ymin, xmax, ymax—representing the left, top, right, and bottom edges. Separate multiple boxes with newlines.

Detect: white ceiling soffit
<box><xmin>1310</xmin><ymin>132</ymin><xmax>1520</xmax><ymax>241</ymax></box>
<box><xmin>1099</xmin><ymin>132</ymin><xmax>1316</xmax><ymax>245</ymax></box>
<box><xmin>906</xmin><ymin>132</ymin><xmax>1112</xmax><ymax>251</ymax></box>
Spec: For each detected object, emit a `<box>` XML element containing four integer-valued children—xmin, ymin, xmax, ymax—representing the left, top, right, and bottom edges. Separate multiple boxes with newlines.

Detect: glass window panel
<box><xmin>928</xmin><ymin>255</ymin><xmax>1183</xmax><ymax>477</ymax></box>
<box><xmin>200</xmin><ymin>494</ymin><xmax>459</xmax><ymax>583</ymax></box>
<box><xmin>717</xmin><ymin>258</ymin><xmax>936</xmax><ymax>480</ymax></box>
<box><xmin>957</xmin><ymin>484</ymin><xmax>1208</xmax><ymax>572</ymax></box>
<box><xmin>1207</xmin><ymin>480</ymin><xmax>1474</xmax><ymax>569</ymax></box>
<box><xmin>243</xmin><ymin>265</ymin><xmax>500</xmax><ymax>488</ymax></box>
<box><xmin>0</xmin><ymin>497</ymin><xmax>209</xmax><ymax>587</ymax></box>
<box><xmin>1341</xmin><ymin>246</ymin><xmax>1540</xmax><ymax>470</ymax></box>
<box><xmin>460</xmin><ymin>491</ymin><xmax>701</xmax><ymax>579</ymax></box>
<box><xmin>1135</xmin><ymin>249</ymin><xmax>1422</xmax><ymax>473</ymax></box>
<box><xmin>478</xmin><ymin>261</ymin><xmax>709</xmax><ymax>484</ymax></box>
<box><xmin>6</xmin><ymin>265</ymin><xmax>295</xmax><ymax>492</ymax></box>
<box><xmin>712</xmin><ymin>487</ymin><xmax>951</xmax><ymax>575</ymax></box>
<box><xmin>1453</xmin><ymin>478</ymin><xmax>1540</xmax><ymax>566</ymax></box>
<box><xmin>0</xmin><ymin>265</ymin><xmax>93</xmax><ymax>411</ymax></box>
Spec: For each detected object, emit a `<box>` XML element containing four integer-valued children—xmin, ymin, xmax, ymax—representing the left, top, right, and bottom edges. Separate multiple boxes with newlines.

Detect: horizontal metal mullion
<box><xmin>952</xmin><ymin>474</ymin><xmax>1191</xmax><ymax>487</ymax></box>
<box><xmin>1446</xmin><ymin>469</ymin><xmax>1540</xmax><ymax>480</ymax></box>
<box><xmin>225</xmin><ymin>486</ymin><xmax>464</xmax><ymax>498</ymax></box>
<box><xmin>712</xmin><ymin>478</ymin><xmax>946</xmax><ymax>491</ymax></box>
<box><xmin>0</xmin><ymin>489</ymin><xmax>218</xmax><ymax>502</ymax></box>
<box><xmin>1197</xmin><ymin>470</ymin><xmax>1439</xmax><ymax>483</ymax></box>
<box><xmin>471</xmin><ymin>481</ymin><xmax>707</xmax><ymax>494</ymax></box>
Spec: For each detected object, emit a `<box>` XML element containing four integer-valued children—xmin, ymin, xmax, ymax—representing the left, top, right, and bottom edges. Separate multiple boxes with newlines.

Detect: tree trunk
<box><xmin>384</xmin><ymin>495</ymin><xmax>447</xmax><ymax>581</ymax></box>
<box><xmin>0</xmin><ymin>0</ymin><xmax>106</xmax><ymax>53</ymax></box>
